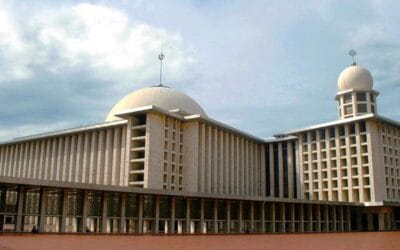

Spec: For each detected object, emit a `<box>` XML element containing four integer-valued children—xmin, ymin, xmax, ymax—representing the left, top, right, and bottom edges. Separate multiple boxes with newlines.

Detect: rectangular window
<box><xmin>356</xmin><ymin>92</ymin><xmax>366</xmax><ymax>102</ymax></box>
<box><xmin>344</xmin><ymin>93</ymin><xmax>352</xmax><ymax>103</ymax></box>
<box><xmin>357</xmin><ymin>104</ymin><xmax>367</xmax><ymax>113</ymax></box>
<box><xmin>319</xmin><ymin>129</ymin><xmax>325</xmax><ymax>140</ymax></box>
<box><xmin>371</xmin><ymin>105</ymin><xmax>375</xmax><ymax>113</ymax></box>
<box><xmin>329</xmin><ymin>127</ymin><xmax>336</xmax><ymax>138</ymax></box>
<box><xmin>339</xmin><ymin>125</ymin><xmax>345</xmax><ymax>136</ymax></box>
<box><xmin>370</xmin><ymin>93</ymin><xmax>375</xmax><ymax>103</ymax></box>
<box><xmin>359</xmin><ymin>121</ymin><xmax>366</xmax><ymax>132</ymax></box>
<box><xmin>344</xmin><ymin>105</ymin><xmax>353</xmax><ymax>115</ymax></box>
<box><xmin>349</xmin><ymin>123</ymin><xmax>356</xmax><ymax>134</ymax></box>
<box><xmin>303</xmin><ymin>133</ymin><xmax>308</xmax><ymax>143</ymax></box>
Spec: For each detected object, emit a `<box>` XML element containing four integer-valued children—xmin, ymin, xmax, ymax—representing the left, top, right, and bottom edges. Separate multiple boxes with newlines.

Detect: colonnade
<box><xmin>0</xmin><ymin>184</ymin><xmax>390</xmax><ymax>234</ymax></box>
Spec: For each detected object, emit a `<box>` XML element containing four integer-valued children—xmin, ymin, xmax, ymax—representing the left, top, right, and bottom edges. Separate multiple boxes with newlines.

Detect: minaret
<box><xmin>335</xmin><ymin>50</ymin><xmax>379</xmax><ymax>119</ymax></box>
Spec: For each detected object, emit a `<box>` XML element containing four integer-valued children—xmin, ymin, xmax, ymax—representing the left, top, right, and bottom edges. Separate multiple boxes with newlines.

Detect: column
<box><xmin>379</xmin><ymin>212</ymin><xmax>385</xmax><ymax>231</ymax></box>
<box><xmin>101</xmin><ymin>193</ymin><xmax>109</xmax><ymax>233</ymax></box>
<box><xmin>213</xmin><ymin>199</ymin><xmax>218</xmax><ymax>233</ymax></box>
<box><xmin>324</xmin><ymin>205</ymin><xmax>329</xmax><ymax>232</ymax></box>
<box><xmin>185</xmin><ymin>199</ymin><xmax>190</xmax><ymax>234</ymax></box>
<box><xmin>238</xmin><ymin>201</ymin><xmax>243</xmax><ymax>233</ymax></box>
<box><xmin>0</xmin><ymin>188</ymin><xmax>7</xmax><ymax>231</ymax></box>
<box><xmin>138</xmin><ymin>195</ymin><xmax>144</xmax><ymax>233</ymax></box>
<box><xmin>332</xmin><ymin>206</ymin><xmax>337</xmax><ymax>232</ymax></box>
<box><xmin>339</xmin><ymin>206</ymin><xmax>344</xmax><ymax>232</ymax></box>
<box><xmin>200</xmin><ymin>198</ymin><xmax>205</xmax><ymax>233</ymax></box>
<box><xmin>317</xmin><ymin>204</ymin><xmax>321</xmax><ymax>232</ymax></box>
<box><xmin>154</xmin><ymin>196</ymin><xmax>160</xmax><ymax>234</ymax></box>
<box><xmin>250</xmin><ymin>201</ymin><xmax>255</xmax><ymax>232</ymax></box>
<box><xmin>16</xmin><ymin>186</ymin><xmax>25</xmax><ymax>232</ymax></box>
<box><xmin>120</xmin><ymin>193</ymin><xmax>126</xmax><ymax>233</ymax></box>
<box><xmin>169</xmin><ymin>197</ymin><xmax>175</xmax><ymax>234</ymax></box>
<box><xmin>261</xmin><ymin>202</ymin><xmax>265</xmax><ymax>233</ymax></box>
<box><xmin>281</xmin><ymin>204</ymin><xmax>286</xmax><ymax>232</ymax></box>
<box><xmin>300</xmin><ymin>204</ymin><xmax>304</xmax><ymax>232</ymax></box>
<box><xmin>81</xmin><ymin>191</ymin><xmax>89</xmax><ymax>233</ymax></box>
<box><xmin>356</xmin><ymin>213</ymin><xmax>362</xmax><ymax>231</ymax></box>
<box><xmin>226</xmin><ymin>201</ymin><xmax>231</xmax><ymax>233</ymax></box>
<box><xmin>346</xmin><ymin>206</ymin><xmax>351</xmax><ymax>231</ymax></box>
<box><xmin>271</xmin><ymin>203</ymin><xmax>276</xmax><ymax>233</ymax></box>
<box><xmin>60</xmin><ymin>189</ymin><xmax>68</xmax><ymax>232</ymax></box>
<box><xmin>290</xmin><ymin>204</ymin><xmax>295</xmax><ymax>232</ymax></box>
<box><xmin>38</xmin><ymin>188</ymin><xmax>47</xmax><ymax>233</ymax></box>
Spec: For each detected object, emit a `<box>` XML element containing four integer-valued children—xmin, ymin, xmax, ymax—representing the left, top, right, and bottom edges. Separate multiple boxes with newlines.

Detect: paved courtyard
<box><xmin>0</xmin><ymin>232</ymin><xmax>399</xmax><ymax>250</ymax></box>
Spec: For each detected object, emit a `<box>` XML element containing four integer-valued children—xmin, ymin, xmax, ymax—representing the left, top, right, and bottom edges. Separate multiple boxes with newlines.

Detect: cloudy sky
<box><xmin>0</xmin><ymin>0</ymin><xmax>399</xmax><ymax>141</ymax></box>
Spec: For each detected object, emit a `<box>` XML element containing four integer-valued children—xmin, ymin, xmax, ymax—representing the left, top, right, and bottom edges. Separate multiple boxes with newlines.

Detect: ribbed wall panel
<box><xmin>0</xmin><ymin>125</ymin><xmax>127</xmax><ymax>187</ymax></box>
<box><xmin>197</xmin><ymin>124</ymin><xmax>264</xmax><ymax>196</ymax></box>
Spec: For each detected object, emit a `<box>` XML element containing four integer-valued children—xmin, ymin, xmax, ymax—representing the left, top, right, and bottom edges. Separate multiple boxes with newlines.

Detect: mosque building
<box><xmin>0</xmin><ymin>53</ymin><xmax>399</xmax><ymax>234</ymax></box>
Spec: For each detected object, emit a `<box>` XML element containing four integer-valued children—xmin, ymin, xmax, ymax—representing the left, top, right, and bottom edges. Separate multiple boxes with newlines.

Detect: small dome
<box><xmin>106</xmin><ymin>85</ymin><xmax>207</xmax><ymax>122</ymax></box>
<box><xmin>338</xmin><ymin>65</ymin><xmax>373</xmax><ymax>92</ymax></box>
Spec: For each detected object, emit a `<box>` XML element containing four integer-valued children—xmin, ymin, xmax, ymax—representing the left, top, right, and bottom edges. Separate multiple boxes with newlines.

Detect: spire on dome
<box><xmin>158</xmin><ymin>50</ymin><xmax>165</xmax><ymax>87</ymax></box>
<box><xmin>349</xmin><ymin>49</ymin><xmax>357</xmax><ymax>66</ymax></box>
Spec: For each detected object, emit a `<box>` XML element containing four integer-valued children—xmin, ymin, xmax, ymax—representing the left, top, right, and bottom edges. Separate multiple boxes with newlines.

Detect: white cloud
<box><xmin>0</xmin><ymin>2</ymin><xmax>193</xmax><ymax>87</ymax></box>
<box><xmin>0</xmin><ymin>3</ymin><xmax>32</xmax><ymax>81</ymax></box>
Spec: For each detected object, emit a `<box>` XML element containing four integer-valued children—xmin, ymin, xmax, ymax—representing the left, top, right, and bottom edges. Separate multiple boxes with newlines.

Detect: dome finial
<box><xmin>158</xmin><ymin>48</ymin><xmax>165</xmax><ymax>87</ymax></box>
<box><xmin>349</xmin><ymin>49</ymin><xmax>357</xmax><ymax>66</ymax></box>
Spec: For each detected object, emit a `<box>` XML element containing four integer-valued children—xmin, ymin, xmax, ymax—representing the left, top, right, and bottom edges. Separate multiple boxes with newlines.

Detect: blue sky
<box><xmin>0</xmin><ymin>0</ymin><xmax>399</xmax><ymax>141</ymax></box>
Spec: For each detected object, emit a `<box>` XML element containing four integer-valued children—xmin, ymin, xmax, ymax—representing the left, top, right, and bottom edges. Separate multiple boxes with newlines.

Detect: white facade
<box><xmin>0</xmin><ymin>60</ymin><xmax>399</xmax><ymax>233</ymax></box>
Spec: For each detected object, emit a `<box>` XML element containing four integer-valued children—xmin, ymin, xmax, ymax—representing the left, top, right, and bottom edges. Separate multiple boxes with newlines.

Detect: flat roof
<box><xmin>0</xmin><ymin>120</ymin><xmax>127</xmax><ymax>146</ymax></box>
<box><xmin>276</xmin><ymin>113</ymin><xmax>400</xmax><ymax>136</ymax></box>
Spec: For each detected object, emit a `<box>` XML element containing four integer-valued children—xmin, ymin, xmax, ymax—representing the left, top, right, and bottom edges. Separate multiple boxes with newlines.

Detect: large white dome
<box><xmin>106</xmin><ymin>86</ymin><xmax>207</xmax><ymax>122</ymax></box>
<box><xmin>338</xmin><ymin>65</ymin><xmax>373</xmax><ymax>92</ymax></box>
